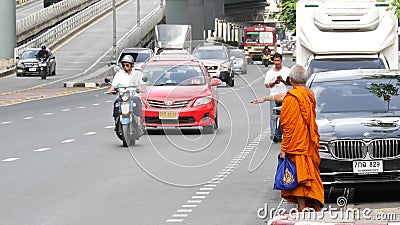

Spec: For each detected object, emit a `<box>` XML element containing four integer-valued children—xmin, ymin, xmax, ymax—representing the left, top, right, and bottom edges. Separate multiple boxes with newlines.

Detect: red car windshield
<box><xmin>142</xmin><ymin>64</ymin><xmax>206</xmax><ymax>86</ymax></box>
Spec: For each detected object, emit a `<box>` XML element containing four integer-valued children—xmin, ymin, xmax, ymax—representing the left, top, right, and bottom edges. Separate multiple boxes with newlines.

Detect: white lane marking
<box><xmin>200</xmin><ymin>187</ymin><xmax>213</xmax><ymax>191</ymax></box>
<box><xmin>23</xmin><ymin>117</ymin><xmax>34</xmax><ymax>120</ymax></box>
<box><xmin>196</xmin><ymin>192</ymin><xmax>209</xmax><ymax>195</ymax></box>
<box><xmin>105</xmin><ymin>100</ymin><xmax>113</xmax><ymax>103</ymax></box>
<box><xmin>61</xmin><ymin>139</ymin><xmax>76</xmax><ymax>143</ymax></box>
<box><xmin>77</xmin><ymin>106</ymin><xmax>86</xmax><ymax>109</ymax></box>
<box><xmin>1</xmin><ymin>121</ymin><xmax>12</xmax><ymax>124</ymax></box>
<box><xmin>2</xmin><ymin>158</ymin><xmax>19</xmax><ymax>162</ymax></box>
<box><xmin>191</xmin><ymin>196</ymin><xmax>206</xmax><ymax>199</ymax></box>
<box><xmin>43</xmin><ymin>112</ymin><xmax>54</xmax><ymax>116</ymax></box>
<box><xmin>204</xmin><ymin>184</ymin><xmax>217</xmax><ymax>187</ymax></box>
<box><xmin>84</xmin><ymin>132</ymin><xmax>96</xmax><ymax>136</ymax></box>
<box><xmin>166</xmin><ymin>219</ymin><xmax>184</xmax><ymax>223</ymax></box>
<box><xmin>181</xmin><ymin>205</ymin><xmax>197</xmax><ymax>208</ymax></box>
<box><xmin>105</xmin><ymin>125</ymin><xmax>114</xmax><ymax>129</ymax></box>
<box><xmin>171</xmin><ymin>214</ymin><xmax>188</xmax><ymax>218</ymax></box>
<box><xmin>187</xmin><ymin>200</ymin><xmax>201</xmax><ymax>204</ymax></box>
<box><xmin>177</xmin><ymin>209</ymin><xmax>193</xmax><ymax>213</ymax></box>
<box><xmin>210</xmin><ymin>180</ymin><xmax>221</xmax><ymax>184</ymax></box>
<box><xmin>92</xmin><ymin>103</ymin><xmax>100</xmax><ymax>106</ymax></box>
<box><xmin>61</xmin><ymin>109</ymin><xmax>71</xmax><ymax>112</ymax></box>
<box><xmin>34</xmin><ymin>148</ymin><xmax>50</xmax><ymax>152</ymax></box>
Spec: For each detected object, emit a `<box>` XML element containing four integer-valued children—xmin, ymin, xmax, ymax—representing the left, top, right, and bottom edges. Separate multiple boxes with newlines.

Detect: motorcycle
<box><xmin>105</xmin><ymin>78</ymin><xmax>143</xmax><ymax>147</ymax></box>
<box><xmin>262</xmin><ymin>52</ymin><xmax>271</xmax><ymax>67</ymax></box>
<box><xmin>38</xmin><ymin>57</ymin><xmax>48</xmax><ymax>80</ymax></box>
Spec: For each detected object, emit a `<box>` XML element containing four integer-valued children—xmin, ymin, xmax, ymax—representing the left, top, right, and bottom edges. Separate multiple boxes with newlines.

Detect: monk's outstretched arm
<box><xmin>250</xmin><ymin>93</ymin><xmax>285</xmax><ymax>104</ymax></box>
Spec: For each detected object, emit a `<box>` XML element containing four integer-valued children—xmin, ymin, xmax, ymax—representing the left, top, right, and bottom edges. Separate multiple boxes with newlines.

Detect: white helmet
<box><xmin>120</xmin><ymin>55</ymin><xmax>134</xmax><ymax>64</ymax></box>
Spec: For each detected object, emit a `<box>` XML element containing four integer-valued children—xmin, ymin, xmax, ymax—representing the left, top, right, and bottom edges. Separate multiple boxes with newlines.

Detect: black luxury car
<box><xmin>16</xmin><ymin>48</ymin><xmax>56</xmax><ymax>77</ymax></box>
<box><xmin>307</xmin><ymin>69</ymin><xmax>400</xmax><ymax>188</ymax></box>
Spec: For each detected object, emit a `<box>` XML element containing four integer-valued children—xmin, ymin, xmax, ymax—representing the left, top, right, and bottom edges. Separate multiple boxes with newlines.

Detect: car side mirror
<box><xmin>16</xmin><ymin>56</ymin><xmax>19</xmax><ymax>60</ymax></box>
<box><xmin>142</xmin><ymin>77</ymin><xmax>148</xmax><ymax>82</ymax></box>
<box><xmin>108</xmin><ymin>60</ymin><xmax>117</xmax><ymax>66</ymax></box>
<box><xmin>211</xmin><ymin>78</ymin><xmax>222</xmax><ymax>86</ymax></box>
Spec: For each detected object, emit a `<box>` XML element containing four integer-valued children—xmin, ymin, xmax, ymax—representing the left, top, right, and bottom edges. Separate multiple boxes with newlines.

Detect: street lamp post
<box><xmin>137</xmin><ymin>0</ymin><xmax>140</xmax><ymax>26</ymax></box>
<box><xmin>112</xmin><ymin>0</ymin><xmax>117</xmax><ymax>63</ymax></box>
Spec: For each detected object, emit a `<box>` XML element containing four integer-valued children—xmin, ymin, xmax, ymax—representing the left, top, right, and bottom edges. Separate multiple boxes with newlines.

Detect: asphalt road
<box><xmin>0</xmin><ymin>62</ymin><xmax>288</xmax><ymax>224</ymax></box>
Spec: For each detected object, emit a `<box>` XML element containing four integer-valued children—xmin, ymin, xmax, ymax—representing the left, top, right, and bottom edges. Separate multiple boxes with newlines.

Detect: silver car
<box><xmin>193</xmin><ymin>45</ymin><xmax>235</xmax><ymax>87</ymax></box>
<box><xmin>229</xmin><ymin>49</ymin><xmax>247</xmax><ymax>74</ymax></box>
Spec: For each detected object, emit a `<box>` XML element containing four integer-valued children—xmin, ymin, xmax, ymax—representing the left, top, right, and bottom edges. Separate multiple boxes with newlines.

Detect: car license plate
<box><xmin>28</xmin><ymin>67</ymin><xmax>37</xmax><ymax>72</ymax></box>
<box><xmin>159</xmin><ymin>111</ymin><xmax>178</xmax><ymax>120</ymax></box>
<box><xmin>353</xmin><ymin>160</ymin><xmax>383</xmax><ymax>174</ymax></box>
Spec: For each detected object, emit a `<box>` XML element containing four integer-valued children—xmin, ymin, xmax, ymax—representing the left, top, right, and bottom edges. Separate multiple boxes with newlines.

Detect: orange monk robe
<box><xmin>280</xmin><ymin>86</ymin><xmax>324</xmax><ymax>207</ymax></box>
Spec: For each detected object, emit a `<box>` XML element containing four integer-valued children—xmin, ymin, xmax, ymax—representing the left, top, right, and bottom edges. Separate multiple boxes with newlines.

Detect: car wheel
<box><xmin>52</xmin><ymin>64</ymin><xmax>56</xmax><ymax>75</ymax></box>
<box><xmin>214</xmin><ymin>113</ymin><xmax>218</xmax><ymax>129</ymax></box>
<box><xmin>202</xmin><ymin>125</ymin><xmax>214</xmax><ymax>134</ymax></box>
<box><xmin>242</xmin><ymin>69</ymin><xmax>247</xmax><ymax>74</ymax></box>
<box><xmin>227</xmin><ymin>78</ymin><xmax>234</xmax><ymax>87</ymax></box>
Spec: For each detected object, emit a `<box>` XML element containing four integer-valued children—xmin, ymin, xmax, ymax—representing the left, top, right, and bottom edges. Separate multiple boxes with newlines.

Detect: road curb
<box><xmin>64</xmin><ymin>82</ymin><xmax>100</xmax><ymax>88</ymax></box>
<box><xmin>63</xmin><ymin>65</ymin><xmax>115</xmax><ymax>88</ymax></box>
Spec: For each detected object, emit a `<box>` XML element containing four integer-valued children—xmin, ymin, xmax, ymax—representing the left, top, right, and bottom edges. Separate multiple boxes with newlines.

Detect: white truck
<box><xmin>296</xmin><ymin>0</ymin><xmax>399</xmax><ymax>77</ymax></box>
<box><xmin>154</xmin><ymin>24</ymin><xmax>192</xmax><ymax>55</ymax></box>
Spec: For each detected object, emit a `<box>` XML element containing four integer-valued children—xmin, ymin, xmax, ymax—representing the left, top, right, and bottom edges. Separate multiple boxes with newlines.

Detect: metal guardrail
<box><xmin>17</xmin><ymin>0</ymin><xmax>101</xmax><ymax>43</ymax></box>
<box><xmin>15</xmin><ymin>0</ymin><xmax>124</xmax><ymax>57</ymax></box>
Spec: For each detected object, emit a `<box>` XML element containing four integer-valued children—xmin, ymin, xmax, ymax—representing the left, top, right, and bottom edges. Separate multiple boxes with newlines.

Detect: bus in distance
<box><xmin>243</xmin><ymin>25</ymin><xmax>277</xmax><ymax>62</ymax></box>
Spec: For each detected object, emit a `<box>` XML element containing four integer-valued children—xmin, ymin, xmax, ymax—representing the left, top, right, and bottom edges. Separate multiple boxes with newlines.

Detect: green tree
<box><xmin>275</xmin><ymin>0</ymin><xmax>297</xmax><ymax>32</ymax></box>
<box><xmin>389</xmin><ymin>0</ymin><xmax>400</xmax><ymax>18</ymax></box>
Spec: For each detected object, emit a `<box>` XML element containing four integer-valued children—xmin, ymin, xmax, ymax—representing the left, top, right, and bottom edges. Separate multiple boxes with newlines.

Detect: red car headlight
<box><xmin>193</xmin><ymin>95</ymin><xmax>213</xmax><ymax>106</ymax></box>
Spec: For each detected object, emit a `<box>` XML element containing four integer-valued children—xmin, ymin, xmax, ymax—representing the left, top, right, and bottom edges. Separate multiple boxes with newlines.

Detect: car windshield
<box><xmin>307</xmin><ymin>58</ymin><xmax>386</xmax><ymax>77</ymax></box>
<box><xmin>312</xmin><ymin>77</ymin><xmax>400</xmax><ymax>113</ymax></box>
<box><xmin>229</xmin><ymin>50</ymin><xmax>244</xmax><ymax>58</ymax></box>
<box><xmin>119</xmin><ymin>52</ymin><xmax>151</xmax><ymax>63</ymax></box>
<box><xmin>21</xmin><ymin>50</ymin><xmax>39</xmax><ymax>59</ymax></box>
<box><xmin>135</xmin><ymin>53</ymin><xmax>151</xmax><ymax>62</ymax></box>
<box><xmin>142</xmin><ymin>65</ymin><xmax>206</xmax><ymax>86</ymax></box>
<box><xmin>193</xmin><ymin>49</ymin><xmax>227</xmax><ymax>60</ymax></box>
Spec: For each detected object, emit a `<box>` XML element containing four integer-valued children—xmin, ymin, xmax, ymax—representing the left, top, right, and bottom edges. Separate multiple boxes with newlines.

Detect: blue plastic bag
<box><xmin>273</xmin><ymin>155</ymin><xmax>298</xmax><ymax>190</ymax></box>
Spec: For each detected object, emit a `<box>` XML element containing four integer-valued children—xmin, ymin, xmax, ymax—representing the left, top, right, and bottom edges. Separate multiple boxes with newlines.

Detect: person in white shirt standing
<box><xmin>107</xmin><ymin>55</ymin><xmax>146</xmax><ymax>132</ymax></box>
<box><xmin>264</xmin><ymin>53</ymin><xmax>290</xmax><ymax>143</ymax></box>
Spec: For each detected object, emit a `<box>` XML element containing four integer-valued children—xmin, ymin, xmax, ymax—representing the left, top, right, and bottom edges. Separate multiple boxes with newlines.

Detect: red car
<box><xmin>141</xmin><ymin>56</ymin><xmax>221</xmax><ymax>133</ymax></box>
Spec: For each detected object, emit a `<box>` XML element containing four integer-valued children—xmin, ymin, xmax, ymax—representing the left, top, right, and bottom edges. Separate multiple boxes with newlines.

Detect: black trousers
<box><xmin>113</xmin><ymin>96</ymin><xmax>143</xmax><ymax>119</ymax></box>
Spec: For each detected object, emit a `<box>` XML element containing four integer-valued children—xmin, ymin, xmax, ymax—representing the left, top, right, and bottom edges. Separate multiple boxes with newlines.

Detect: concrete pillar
<box><xmin>0</xmin><ymin>1</ymin><xmax>16</xmax><ymax>58</ymax></box>
<box><xmin>204</xmin><ymin>0</ymin><xmax>215</xmax><ymax>31</ymax></box>
<box><xmin>215</xmin><ymin>0</ymin><xmax>224</xmax><ymax>17</ymax></box>
<box><xmin>166</xmin><ymin>0</ymin><xmax>189</xmax><ymax>24</ymax></box>
<box><xmin>188</xmin><ymin>0</ymin><xmax>204</xmax><ymax>40</ymax></box>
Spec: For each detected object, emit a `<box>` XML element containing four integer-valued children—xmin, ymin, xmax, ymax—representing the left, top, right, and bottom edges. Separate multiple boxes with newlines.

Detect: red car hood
<box><xmin>143</xmin><ymin>85</ymin><xmax>211</xmax><ymax>100</ymax></box>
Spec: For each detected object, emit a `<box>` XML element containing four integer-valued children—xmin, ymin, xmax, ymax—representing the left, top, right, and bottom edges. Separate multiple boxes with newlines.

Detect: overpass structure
<box><xmin>0</xmin><ymin>0</ymin><xmax>277</xmax><ymax>75</ymax></box>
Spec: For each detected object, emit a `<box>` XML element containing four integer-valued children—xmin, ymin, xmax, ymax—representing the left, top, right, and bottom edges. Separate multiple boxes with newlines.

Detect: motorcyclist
<box><xmin>37</xmin><ymin>45</ymin><xmax>49</xmax><ymax>60</ymax></box>
<box><xmin>262</xmin><ymin>45</ymin><xmax>271</xmax><ymax>67</ymax></box>
<box><xmin>107</xmin><ymin>55</ymin><xmax>146</xmax><ymax>134</ymax></box>
<box><xmin>37</xmin><ymin>45</ymin><xmax>50</xmax><ymax>80</ymax></box>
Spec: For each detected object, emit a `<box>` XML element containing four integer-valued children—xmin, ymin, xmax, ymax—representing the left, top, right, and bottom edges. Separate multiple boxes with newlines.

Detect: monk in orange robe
<box><xmin>250</xmin><ymin>64</ymin><xmax>324</xmax><ymax>211</ymax></box>
<box><xmin>280</xmin><ymin>65</ymin><xmax>324</xmax><ymax>211</ymax></box>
